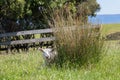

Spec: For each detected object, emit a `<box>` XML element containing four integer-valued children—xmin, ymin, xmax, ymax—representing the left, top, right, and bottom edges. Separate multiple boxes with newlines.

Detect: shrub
<box><xmin>48</xmin><ymin>9</ymin><xmax>105</xmax><ymax>68</ymax></box>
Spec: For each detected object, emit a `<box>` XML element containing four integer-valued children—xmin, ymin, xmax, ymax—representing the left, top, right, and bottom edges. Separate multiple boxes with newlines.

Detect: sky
<box><xmin>97</xmin><ymin>0</ymin><xmax>120</xmax><ymax>14</ymax></box>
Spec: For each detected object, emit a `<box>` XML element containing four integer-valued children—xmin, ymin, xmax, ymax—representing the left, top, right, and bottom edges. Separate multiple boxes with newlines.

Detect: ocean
<box><xmin>88</xmin><ymin>14</ymin><xmax>120</xmax><ymax>24</ymax></box>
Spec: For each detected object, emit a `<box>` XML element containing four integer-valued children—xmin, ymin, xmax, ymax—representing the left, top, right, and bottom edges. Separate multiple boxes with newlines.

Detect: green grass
<box><xmin>102</xmin><ymin>24</ymin><xmax>120</xmax><ymax>35</ymax></box>
<box><xmin>0</xmin><ymin>24</ymin><xmax>120</xmax><ymax>80</ymax></box>
<box><xmin>0</xmin><ymin>41</ymin><xmax>120</xmax><ymax>80</ymax></box>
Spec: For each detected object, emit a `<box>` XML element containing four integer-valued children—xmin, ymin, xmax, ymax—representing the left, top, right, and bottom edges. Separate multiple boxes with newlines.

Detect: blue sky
<box><xmin>97</xmin><ymin>0</ymin><xmax>120</xmax><ymax>14</ymax></box>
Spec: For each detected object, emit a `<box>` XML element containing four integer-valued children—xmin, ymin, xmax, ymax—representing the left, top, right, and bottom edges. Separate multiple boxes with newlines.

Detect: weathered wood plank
<box><xmin>0</xmin><ymin>25</ymin><xmax>101</xmax><ymax>38</ymax></box>
<box><xmin>0</xmin><ymin>37</ymin><xmax>55</xmax><ymax>45</ymax></box>
<box><xmin>0</xmin><ymin>29</ymin><xmax>53</xmax><ymax>38</ymax></box>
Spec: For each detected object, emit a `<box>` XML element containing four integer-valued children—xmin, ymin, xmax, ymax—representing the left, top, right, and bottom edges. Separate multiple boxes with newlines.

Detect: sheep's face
<box><xmin>38</xmin><ymin>48</ymin><xmax>57</xmax><ymax>64</ymax></box>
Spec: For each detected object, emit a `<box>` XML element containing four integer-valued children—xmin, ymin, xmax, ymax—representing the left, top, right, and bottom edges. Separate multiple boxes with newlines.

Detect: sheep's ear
<box><xmin>50</xmin><ymin>48</ymin><xmax>56</xmax><ymax>52</ymax></box>
<box><xmin>38</xmin><ymin>47</ymin><xmax>44</xmax><ymax>53</ymax></box>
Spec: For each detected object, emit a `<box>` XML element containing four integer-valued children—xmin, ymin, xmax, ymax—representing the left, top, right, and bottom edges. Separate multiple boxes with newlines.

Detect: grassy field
<box><xmin>101</xmin><ymin>24</ymin><xmax>120</xmax><ymax>35</ymax></box>
<box><xmin>0</xmin><ymin>24</ymin><xmax>120</xmax><ymax>80</ymax></box>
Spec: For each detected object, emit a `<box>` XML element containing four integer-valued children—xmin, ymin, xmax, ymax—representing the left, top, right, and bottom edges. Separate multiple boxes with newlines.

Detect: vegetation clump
<box><xmin>48</xmin><ymin>8</ymin><xmax>105</xmax><ymax>68</ymax></box>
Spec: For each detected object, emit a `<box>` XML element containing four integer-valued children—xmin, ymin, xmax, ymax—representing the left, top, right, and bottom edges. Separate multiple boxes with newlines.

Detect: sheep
<box><xmin>38</xmin><ymin>47</ymin><xmax>58</xmax><ymax>66</ymax></box>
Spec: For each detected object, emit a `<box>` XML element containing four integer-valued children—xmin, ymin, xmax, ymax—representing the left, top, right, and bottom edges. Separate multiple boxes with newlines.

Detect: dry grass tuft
<box><xmin>48</xmin><ymin>8</ymin><xmax>105</xmax><ymax>68</ymax></box>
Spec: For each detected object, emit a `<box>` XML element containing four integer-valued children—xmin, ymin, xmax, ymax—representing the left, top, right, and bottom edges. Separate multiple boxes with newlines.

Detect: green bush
<box><xmin>49</xmin><ymin>10</ymin><xmax>105</xmax><ymax>68</ymax></box>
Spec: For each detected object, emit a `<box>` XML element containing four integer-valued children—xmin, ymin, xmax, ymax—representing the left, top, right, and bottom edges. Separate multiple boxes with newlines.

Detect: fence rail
<box><xmin>0</xmin><ymin>37</ymin><xmax>55</xmax><ymax>45</ymax></box>
<box><xmin>0</xmin><ymin>28</ymin><xmax>53</xmax><ymax>38</ymax></box>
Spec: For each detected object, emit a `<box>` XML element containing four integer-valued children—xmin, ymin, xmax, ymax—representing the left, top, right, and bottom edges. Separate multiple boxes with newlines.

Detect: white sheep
<box><xmin>38</xmin><ymin>47</ymin><xmax>58</xmax><ymax>66</ymax></box>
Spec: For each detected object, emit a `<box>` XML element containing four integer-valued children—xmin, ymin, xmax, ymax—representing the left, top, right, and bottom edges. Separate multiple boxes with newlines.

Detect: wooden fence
<box><xmin>0</xmin><ymin>25</ymin><xmax>101</xmax><ymax>52</ymax></box>
<box><xmin>0</xmin><ymin>29</ymin><xmax>55</xmax><ymax>45</ymax></box>
<box><xmin>0</xmin><ymin>28</ymin><xmax>55</xmax><ymax>52</ymax></box>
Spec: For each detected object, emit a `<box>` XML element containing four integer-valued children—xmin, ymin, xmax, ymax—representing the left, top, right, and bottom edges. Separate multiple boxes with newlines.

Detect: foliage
<box><xmin>0</xmin><ymin>0</ymin><xmax>100</xmax><ymax>31</ymax></box>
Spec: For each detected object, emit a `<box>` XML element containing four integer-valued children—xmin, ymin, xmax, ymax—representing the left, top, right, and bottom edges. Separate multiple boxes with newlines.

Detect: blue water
<box><xmin>89</xmin><ymin>14</ymin><xmax>120</xmax><ymax>24</ymax></box>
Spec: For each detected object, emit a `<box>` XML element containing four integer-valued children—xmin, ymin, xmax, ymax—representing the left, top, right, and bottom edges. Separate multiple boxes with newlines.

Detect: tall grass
<box><xmin>48</xmin><ymin>9</ymin><xmax>105</xmax><ymax>68</ymax></box>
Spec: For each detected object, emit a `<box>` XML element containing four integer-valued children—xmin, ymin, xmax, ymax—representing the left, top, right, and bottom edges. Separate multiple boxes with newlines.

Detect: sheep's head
<box><xmin>38</xmin><ymin>47</ymin><xmax>57</xmax><ymax>62</ymax></box>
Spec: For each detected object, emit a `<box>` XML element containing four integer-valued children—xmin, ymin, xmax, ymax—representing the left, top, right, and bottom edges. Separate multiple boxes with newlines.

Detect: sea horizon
<box><xmin>89</xmin><ymin>14</ymin><xmax>120</xmax><ymax>24</ymax></box>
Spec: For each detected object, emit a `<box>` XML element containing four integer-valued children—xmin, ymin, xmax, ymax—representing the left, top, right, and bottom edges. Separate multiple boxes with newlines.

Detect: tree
<box><xmin>0</xmin><ymin>0</ymin><xmax>100</xmax><ymax>31</ymax></box>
